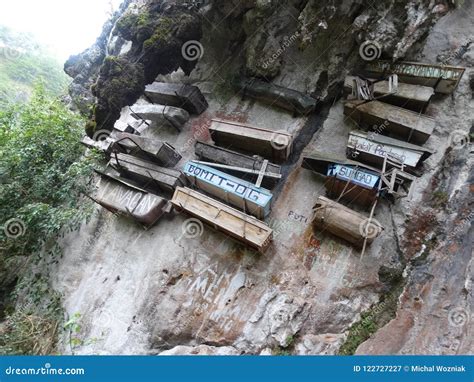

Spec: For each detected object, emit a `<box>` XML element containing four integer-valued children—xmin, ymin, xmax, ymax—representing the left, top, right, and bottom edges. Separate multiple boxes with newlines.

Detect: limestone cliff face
<box><xmin>59</xmin><ymin>0</ymin><xmax>472</xmax><ymax>355</ymax></box>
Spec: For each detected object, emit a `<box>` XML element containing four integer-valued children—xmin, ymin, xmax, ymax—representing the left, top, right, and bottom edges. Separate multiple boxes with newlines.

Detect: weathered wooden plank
<box><xmin>183</xmin><ymin>161</ymin><xmax>273</xmax><ymax>219</ymax></box>
<box><xmin>344</xmin><ymin>76</ymin><xmax>434</xmax><ymax>112</ymax></box>
<box><xmin>144</xmin><ymin>82</ymin><xmax>208</xmax><ymax>115</ymax></box>
<box><xmin>344</xmin><ymin>100</ymin><xmax>435</xmax><ymax>145</ymax></box>
<box><xmin>363</xmin><ymin>60</ymin><xmax>465</xmax><ymax>94</ymax></box>
<box><xmin>109</xmin><ymin>153</ymin><xmax>187</xmax><ymax>193</ymax></box>
<box><xmin>110</xmin><ymin>131</ymin><xmax>181</xmax><ymax>167</ymax></box>
<box><xmin>209</xmin><ymin>119</ymin><xmax>293</xmax><ymax>163</ymax></box>
<box><xmin>94</xmin><ymin>173</ymin><xmax>169</xmax><ymax>225</ymax></box>
<box><xmin>194</xmin><ymin>140</ymin><xmax>281</xmax><ymax>186</ymax></box>
<box><xmin>235</xmin><ymin>77</ymin><xmax>317</xmax><ymax>115</ymax></box>
<box><xmin>346</xmin><ymin>130</ymin><xmax>432</xmax><ymax>174</ymax></box>
<box><xmin>312</xmin><ymin>196</ymin><xmax>383</xmax><ymax>248</ymax></box>
<box><xmin>171</xmin><ymin>187</ymin><xmax>273</xmax><ymax>253</ymax></box>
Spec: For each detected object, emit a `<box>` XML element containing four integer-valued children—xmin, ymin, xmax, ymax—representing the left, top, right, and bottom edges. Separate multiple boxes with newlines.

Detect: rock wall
<box><xmin>57</xmin><ymin>0</ymin><xmax>472</xmax><ymax>355</ymax></box>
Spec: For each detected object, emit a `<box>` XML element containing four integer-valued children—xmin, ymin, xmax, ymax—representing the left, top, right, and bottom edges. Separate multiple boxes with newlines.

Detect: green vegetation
<box><xmin>0</xmin><ymin>26</ymin><xmax>70</xmax><ymax>107</ymax></box>
<box><xmin>272</xmin><ymin>335</ymin><xmax>296</xmax><ymax>355</ymax></box>
<box><xmin>0</xmin><ymin>84</ymin><xmax>100</xmax><ymax>354</ymax></box>
<box><xmin>432</xmin><ymin>190</ymin><xmax>449</xmax><ymax>209</ymax></box>
<box><xmin>337</xmin><ymin>282</ymin><xmax>404</xmax><ymax>355</ymax></box>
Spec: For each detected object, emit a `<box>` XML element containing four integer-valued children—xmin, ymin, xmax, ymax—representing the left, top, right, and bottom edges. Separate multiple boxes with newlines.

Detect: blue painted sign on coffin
<box><xmin>327</xmin><ymin>164</ymin><xmax>380</xmax><ymax>189</ymax></box>
<box><xmin>183</xmin><ymin>161</ymin><xmax>272</xmax><ymax>218</ymax></box>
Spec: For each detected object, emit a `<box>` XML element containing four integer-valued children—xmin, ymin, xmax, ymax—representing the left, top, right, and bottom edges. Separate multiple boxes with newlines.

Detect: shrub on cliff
<box><xmin>0</xmin><ymin>84</ymin><xmax>99</xmax><ymax>354</ymax></box>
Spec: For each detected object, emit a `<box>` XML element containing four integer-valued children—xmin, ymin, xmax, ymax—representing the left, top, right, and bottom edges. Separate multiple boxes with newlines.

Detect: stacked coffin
<box><xmin>86</xmin><ymin>82</ymin><xmax>210</xmax><ymax>227</ymax></box>
<box><xmin>170</xmin><ymin>118</ymin><xmax>297</xmax><ymax>253</ymax></box>
<box><xmin>302</xmin><ymin>60</ymin><xmax>465</xmax><ymax>248</ymax></box>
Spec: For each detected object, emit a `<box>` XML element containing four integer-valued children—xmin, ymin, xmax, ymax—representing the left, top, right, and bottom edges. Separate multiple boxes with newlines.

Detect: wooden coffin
<box><xmin>110</xmin><ymin>153</ymin><xmax>186</xmax><ymax>193</ymax></box>
<box><xmin>344</xmin><ymin>100</ymin><xmax>435</xmax><ymax>145</ymax></box>
<box><xmin>344</xmin><ymin>76</ymin><xmax>434</xmax><ymax>112</ymax></box>
<box><xmin>236</xmin><ymin>77</ymin><xmax>317</xmax><ymax>115</ymax></box>
<box><xmin>81</xmin><ymin>135</ymin><xmax>115</xmax><ymax>154</ymax></box>
<box><xmin>94</xmin><ymin>173</ymin><xmax>169</xmax><ymax>225</ymax></box>
<box><xmin>346</xmin><ymin>130</ymin><xmax>433</xmax><ymax>174</ymax></box>
<box><xmin>144</xmin><ymin>82</ymin><xmax>208</xmax><ymax>115</ymax></box>
<box><xmin>312</xmin><ymin>196</ymin><xmax>383</xmax><ymax>248</ymax></box>
<box><xmin>363</xmin><ymin>60</ymin><xmax>465</xmax><ymax>94</ymax></box>
<box><xmin>110</xmin><ymin>131</ymin><xmax>181</xmax><ymax>167</ymax></box>
<box><xmin>114</xmin><ymin>120</ymin><xmax>140</xmax><ymax>135</ymax></box>
<box><xmin>302</xmin><ymin>151</ymin><xmax>380</xmax><ymax>208</ymax></box>
<box><xmin>209</xmin><ymin>119</ymin><xmax>293</xmax><ymax>163</ymax></box>
<box><xmin>171</xmin><ymin>187</ymin><xmax>273</xmax><ymax>253</ymax></box>
<box><xmin>194</xmin><ymin>141</ymin><xmax>281</xmax><ymax>187</ymax></box>
<box><xmin>183</xmin><ymin>161</ymin><xmax>273</xmax><ymax>219</ymax></box>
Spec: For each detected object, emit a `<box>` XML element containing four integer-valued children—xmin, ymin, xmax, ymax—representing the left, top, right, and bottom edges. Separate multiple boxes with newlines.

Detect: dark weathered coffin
<box><xmin>346</xmin><ymin>130</ymin><xmax>433</xmax><ymax>174</ymax></box>
<box><xmin>344</xmin><ymin>100</ymin><xmax>435</xmax><ymax>145</ymax></box>
<box><xmin>209</xmin><ymin>119</ymin><xmax>293</xmax><ymax>163</ymax></box>
<box><xmin>302</xmin><ymin>151</ymin><xmax>381</xmax><ymax>208</ymax></box>
<box><xmin>110</xmin><ymin>131</ymin><xmax>181</xmax><ymax>167</ymax></box>
<box><xmin>344</xmin><ymin>76</ymin><xmax>434</xmax><ymax>112</ymax></box>
<box><xmin>144</xmin><ymin>82</ymin><xmax>208</xmax><ymax>115</ymax></box>
<box><xmin>94</xmin><ymin>173</ymin><xmax>169</xmax><ymax>225</ymax></box>
<box><xmin>183</xmin><ymin>161</ymin><xmax>273</xmax><ymax>219</ymax></box>
<box><xmin>171</xmin><ymin>187</ymin><xmax>273</xmax><ymax>253</ymax></box>
<box><xmin>363</xmin><ymin>60</ymin><xmax>465</xmax><ymax>94</ymax></box>
<box><xmin>236</xmin><ymin>77</ymin><xmax>317</xmax><ymax>115</ymax></box>
<box><xmin>109</xmin><ymin>153</ymin><xmax>187</xmax><ymax>193</ymax></box>
<box><xmin>312</xmin><ymin>196</ymin><xmax>383</xmax><ymax>248</ymax></box>
<box><xmin>194</xmin><ymin>141</ymin><xmax>281</xmax><ymax>186</ymax></box>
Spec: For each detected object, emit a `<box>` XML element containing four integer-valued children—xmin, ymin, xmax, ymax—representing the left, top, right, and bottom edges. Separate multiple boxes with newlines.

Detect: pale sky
<box><xmin>0</xmin><ymin>0</ymin><xmax>123</xmax><ymax>60</ymax></box>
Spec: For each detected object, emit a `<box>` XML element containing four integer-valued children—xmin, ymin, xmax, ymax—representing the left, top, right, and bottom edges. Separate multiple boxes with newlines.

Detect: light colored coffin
<box><xmin>95</xmin><ymin>174</ymin><xmax>169</xmax><ymax>226</ymax></box>
<box><xmin>183</xmin><ymin>161</ymin><xmax>272</xmax><ymax>219</ymax></box>
<box><xmin>344</xmin><ymin>75</ymin><xmax>434</xmax><ymax>112</ymax></box>
<box><xmin>344</xmin><ymin>100</ymin><xmax>435</xmax><ymax>145</ymax></box>
<box><xmin>312</xmin><ymin>196</ymin><xmax>383</xmax><ymax>248</ymax></box>
<box><xmin>346</xmin><ymin>130</ymin><xmax>433</xmax><ymax>174</ymax></box>
<box><xmin>363</xmin><ymin>60</ymin><xmax>465</xmax><ymax>94</ymax></box>
<box><xmin>171</xmin><ymin>187</ymin><xmax>273</xmax><ymax>253</ymax></box>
